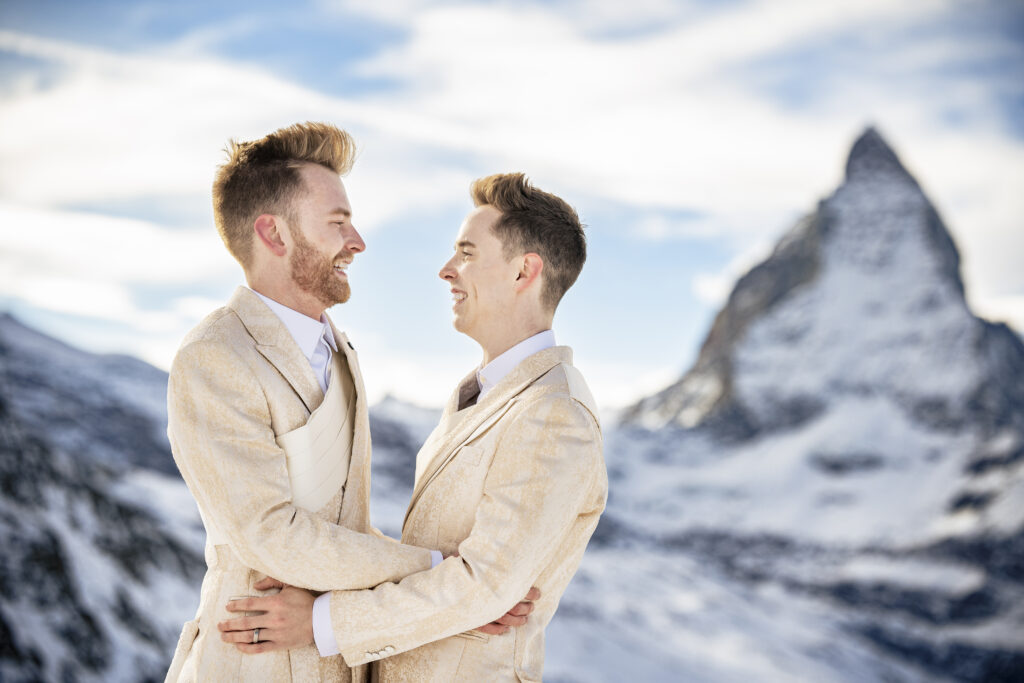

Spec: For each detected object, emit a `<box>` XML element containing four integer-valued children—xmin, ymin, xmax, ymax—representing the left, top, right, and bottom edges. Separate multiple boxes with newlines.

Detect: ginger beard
<box><xmin>289</xmin><ymin>221</ymin><xmax>351</xmax><ymax>308</ymax></box>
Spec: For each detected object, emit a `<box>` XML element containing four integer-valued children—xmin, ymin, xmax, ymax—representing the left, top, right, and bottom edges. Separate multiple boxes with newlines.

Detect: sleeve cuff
<box><xmin>429</xmin><ymin>550</ymin><xmax>443</xmax><ymax>568</ymax></box>
<box><xmin>312</xmin><ymin>592</ymin><xmax>340</xmax><ymax>657</ymax></box>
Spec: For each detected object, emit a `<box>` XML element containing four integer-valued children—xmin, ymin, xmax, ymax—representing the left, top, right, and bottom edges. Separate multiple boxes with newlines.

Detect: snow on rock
<box><xmin>609</xmin><ymin>127</ymin><xmax>1024</xmax><ymax>681</ymax></box>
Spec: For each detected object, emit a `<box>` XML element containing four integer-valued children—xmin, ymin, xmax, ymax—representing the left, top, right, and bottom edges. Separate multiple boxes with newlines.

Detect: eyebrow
<box><xmin>328</xmin><ymin>208</ymin><xmax>352</xmax><ymax>218</ymax></box>
<box><xmin>455</xmin><ymin>240</ymin><xmax>476</xmax><ymax>249</ymax></box>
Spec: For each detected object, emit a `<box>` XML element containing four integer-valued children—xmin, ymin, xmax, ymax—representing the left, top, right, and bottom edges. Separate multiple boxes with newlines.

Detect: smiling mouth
<box><xmin>451</xmin><ymin>290</ymin><xmax>466</xmax><ymax>306</ymax></box>
<box><xmin>333</xmin><ymin>261</ymin><xmax>350</xmax><ymax>277</ymax></box>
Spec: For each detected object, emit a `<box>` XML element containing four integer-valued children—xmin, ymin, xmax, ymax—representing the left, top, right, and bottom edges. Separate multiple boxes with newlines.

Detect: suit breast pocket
<box><xmin>454</xmin><ymin>629</ymin><xmax>491</xmax><ymax>643</ymax></box>
<box><xmin>431</xmin><ymin>445</ymin><xmax>489</xmax><ymax>552</ymax></box>
<box><xmin>454</xmin><ymin>445</ymin><xmax>484</xmax><ymax>467</ymax></box>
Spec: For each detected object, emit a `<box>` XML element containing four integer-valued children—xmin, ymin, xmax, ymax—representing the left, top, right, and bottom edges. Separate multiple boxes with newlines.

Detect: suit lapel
<box><xmin>412</xmin><ymin>372</ymin><xmax>477</xmax><ymax>485</ymax></box>
<box><xmin>329</xmin><ymin>322</ymin><xmax>372</xmax><ymax>531</ymax></box>
<box><xmin>402</xmin><ymin>346</ymin><xmax>572</xmax><ymax>530</ymax></box>
<box><xmin>228</xmin><ymin>287</ymin><xmax>323</xmax><ymax>415</ymax></box>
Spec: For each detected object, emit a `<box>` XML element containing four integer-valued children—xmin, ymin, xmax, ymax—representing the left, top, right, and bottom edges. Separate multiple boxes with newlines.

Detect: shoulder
<box><xmin>501</xmin><ymin>365</ymin><xmax>601</xmax><ymax>453</ymax></box>
<box><xmin>170</xmin><ymin>307</ymin><xmax>253</xmax><ymax>376</ymax></box>
<box><xmin>526</xmin><ymin>361</ymin><xmax>600</xmax><ymax>430</ymax></box>
<box><xmin>179</xmin><ymin>304</ymin><xmax>248</xmax><ymax>346</ymax></box>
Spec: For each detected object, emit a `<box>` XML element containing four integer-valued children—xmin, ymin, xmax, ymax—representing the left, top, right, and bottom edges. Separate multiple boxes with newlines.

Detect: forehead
<box><xmin>456</xmin><ymin>205</ymin><xmax>502</xmax><ymax>243</ymax></box>
<box><xmin>297</xmin><ymin>163</ymin><xmax>350</xmax><ymax>212</ymax></box>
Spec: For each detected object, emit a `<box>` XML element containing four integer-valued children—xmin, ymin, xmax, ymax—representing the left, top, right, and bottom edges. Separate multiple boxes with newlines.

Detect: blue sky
<box><xmin>1</xmin><ymin>0</ymin><xmax>1022</xmax><ymax>410</ymax></box>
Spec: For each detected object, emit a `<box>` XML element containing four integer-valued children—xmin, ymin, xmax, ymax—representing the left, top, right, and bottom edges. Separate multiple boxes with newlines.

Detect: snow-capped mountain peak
<box><xmin>623</xmin><ymin>127</ymin><xmax>1013</xmax><ymax>445</ymax></box>
<box><xmin>844</xmin><ymin>126</ymin><xmax>919</xmax><ymax>185</ymax></box>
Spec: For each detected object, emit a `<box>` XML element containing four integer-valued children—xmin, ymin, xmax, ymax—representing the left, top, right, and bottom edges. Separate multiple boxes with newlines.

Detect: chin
<box><xmin>330</xmin><ymin>286</ymin><xmax>351</xmax><ymax>306</ymax></box>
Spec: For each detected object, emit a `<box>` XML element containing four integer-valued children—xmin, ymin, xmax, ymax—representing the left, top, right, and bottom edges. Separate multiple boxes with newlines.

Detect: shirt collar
<box><xmin>477</xmin><ymin>330</ymin><xmax>556</xmax><ymax>399</ymax></box>
<box><xmin>250</xmin><ymin>289</ymin><xmax>338</xmax><ymax>363</ymax></box>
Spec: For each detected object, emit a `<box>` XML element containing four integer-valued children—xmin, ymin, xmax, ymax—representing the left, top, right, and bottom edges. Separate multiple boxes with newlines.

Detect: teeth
<box><xmin>452</xmin><ymin>292</ymin><xmax>466</xmax><ymax>302</ymax></box>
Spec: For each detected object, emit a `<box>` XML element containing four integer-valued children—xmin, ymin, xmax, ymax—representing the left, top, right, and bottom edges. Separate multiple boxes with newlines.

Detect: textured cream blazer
<box><xmin>327</xmin><ymin>346</ymin><xmax>607</xmax><ymax>682</ymax></box>
<box><xmin>164</xmin><ymin>287</ymin><xmax>432</xmax><ymax>683</ymax></box>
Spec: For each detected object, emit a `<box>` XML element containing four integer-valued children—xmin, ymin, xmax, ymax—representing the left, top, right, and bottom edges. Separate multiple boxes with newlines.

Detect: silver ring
<box><xmin>252</xmin><ymin>628</ymin><xmax>260</xmax><ymax>644</ymax></box>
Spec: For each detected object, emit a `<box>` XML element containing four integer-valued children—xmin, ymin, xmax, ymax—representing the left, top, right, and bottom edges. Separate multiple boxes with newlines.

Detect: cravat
<box><xmin>310</xmin><ymin>335</ymin><xmax>333</xmax><ymax>394</ymax></box>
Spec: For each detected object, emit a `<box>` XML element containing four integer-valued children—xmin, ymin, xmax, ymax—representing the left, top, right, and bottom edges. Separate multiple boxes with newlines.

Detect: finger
<box><xmin>217</xmin><ymin>616</ymin><xmax>264</xmax><ymax>632</ymax></box>
<box><xmin>526</xmin><ymin>587</ymin><xmax>541</xmax><ymax>601</ymax></box>
<box><xmin>254</xmin><ymin>577</ymin><xmax>285</xmax><ymax>591</ymax></box>
<box><xmin>233</xmin><ymin>641</ymin><xmax>281</xmax><ymax>654</ymax></box>
<box><xmin>220</xmin><ymin>628</ymin><xmax>274</xmax><ymax>644</ymax></box>
<box><xmin>508</xmin><ymin>601</ymin><xmax>534</xmax><ymax>617</ymax></box>
<box><xmin>494</xmin><ymin>613</ymin><xmax>527</xmax><ymax>627</ymax></box>
<box><xmin>225</xmin><ymin>596</ymin><xmax>271</xmax><ymax>613</ymax></box>
<box><xmin>225</xmin><ymin>598</ymin><xmax>255</xmax><ymax>613</ymax></box>
<box><xmin>476</xmin><ymin>623</ymin><xmax>509</xmax><ymax>636</ymax></box>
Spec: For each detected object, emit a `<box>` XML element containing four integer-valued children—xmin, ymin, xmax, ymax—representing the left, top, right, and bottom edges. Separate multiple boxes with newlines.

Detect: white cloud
<box><xmin>692</xmin><ymin>240</ymin><xmax>774</xmax><ymax>307</ymax></box>
<box><xmin>0</xmin><ymin>31</ymin><xmax>307</xmax><ymax>204</ymax></box>
<box><xmin>575</xmin><ymin>356</ymin><xmax>685</xmax><ymax>413</ymax></box>
<box><xmin>0</xmin><ymin>30</ymin><xmax>468</xmax><ymax>230</ymax></box>
<box><xmin>972</xmin><ymin>294</ymin><xmax>1024</xmax><ymax>336</ymax></box>
<box><xmin>0</xmin><ymin>201</ymin><xmax>235</xmax><ymax>330</ymax></box>
<box><xmin>334</xmin><ymin>0</ymin><xmax>1016</xmax><ymax>243</ymax></box>
<box><xmin>0</xmin><ymin>202</ymin><xmax>231</xmax><ymax>283</ymax></box>
<box><xmin>2</xmin><ymin>6</ymin><xmax>1017</xmax><ymax>250</ymax></box>
<box><xmin>341</xmin><ymin>141</ymin><xmax>475</xmax><ymax>231</ymax></box>
<box><xmin>692</xmin><ymin>273</ymin><xmax>730</xmax><ymax>308</ymax></box>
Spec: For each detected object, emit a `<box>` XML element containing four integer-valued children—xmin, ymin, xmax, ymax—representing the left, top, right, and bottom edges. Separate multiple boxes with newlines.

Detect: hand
<box><xmin>218</xmin><ymin>578</ymin><xmax>315</xmax><ymax>654</ymax></box>
<box><xmin>476</xmin><ymin>587</ymin><xmax>540</xmax><ymax>635</ymax></box>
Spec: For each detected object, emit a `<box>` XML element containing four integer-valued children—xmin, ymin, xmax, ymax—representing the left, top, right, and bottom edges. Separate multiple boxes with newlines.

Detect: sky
<box><xmin>0</xmin><ymin>0</ymin><xmax>1022</xmax><ymax>411</ymax></box>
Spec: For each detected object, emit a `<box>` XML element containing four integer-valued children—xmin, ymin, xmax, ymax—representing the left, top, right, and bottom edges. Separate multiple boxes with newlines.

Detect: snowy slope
<box><xmin>611</xmin><ymin>128</ymin><xmax>1024</xmax><ymax>681</ymax></box>
<box><xmin>0</xmin><ymin>313</ymin><xmax>173</xmax><ymax>474</ymax></box>
<box><xmin>0</xmin><ymin>393</ymin><xmax>204</xmax><ymax>681</ymax></box>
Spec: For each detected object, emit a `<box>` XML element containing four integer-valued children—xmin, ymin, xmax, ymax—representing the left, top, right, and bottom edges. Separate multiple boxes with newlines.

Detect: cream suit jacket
<box><xmin>165</xmin><ymin>287</ymin><xmax>432</xmax><ymax>682</ymax></box>
<box><xmin>326</xmin><ymin>346</ymin><xmax>607</xmax><ymax>682</ymax></box>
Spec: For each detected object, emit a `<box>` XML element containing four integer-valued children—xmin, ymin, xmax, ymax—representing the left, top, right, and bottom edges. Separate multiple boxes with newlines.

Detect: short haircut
<box><xmin>212</xmin><ymin>122</ymin><xmax>356</xmax><ymax>268</ymax></box>
<box><xmin>470</xmin><ymin>173</ymin><xmax>586</xmax><ymax>310</ymax></box>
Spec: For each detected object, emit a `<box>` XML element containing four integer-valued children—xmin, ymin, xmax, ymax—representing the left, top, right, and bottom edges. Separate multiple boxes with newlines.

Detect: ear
<box><xmin>514</xmin><ymin>253</ymin><xmax>544</xmax><ymax>292</ymax></box>
<box><xmin>253</xmin><ymin>214</ymin><xmax>287</xmax><ymax>257</ymax></box>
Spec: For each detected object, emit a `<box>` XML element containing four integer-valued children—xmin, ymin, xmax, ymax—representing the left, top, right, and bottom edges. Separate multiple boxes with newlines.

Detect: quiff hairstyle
<box><xmin>212</xmin><ymin>122</ymin><xmax>356</xmax><ymax>268</ymax></box>
<box><xmin>471</xmin><ymin>173</ymin><xmax>586</xmax><ymax>310</ymax></box>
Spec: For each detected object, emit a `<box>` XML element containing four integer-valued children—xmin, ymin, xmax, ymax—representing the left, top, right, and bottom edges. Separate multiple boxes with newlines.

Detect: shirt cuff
<box><xmin>430</xmin><ymin>550</ymin><xmax>444</xmax><ymax>568</ymax></box>
<box><xmin>312</xmin><ymin>592</ymin><xmax>340</xmax><ymax>657</ymax></box>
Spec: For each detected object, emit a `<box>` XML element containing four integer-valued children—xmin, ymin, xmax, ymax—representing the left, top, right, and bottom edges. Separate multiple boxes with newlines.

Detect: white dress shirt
<box><xmin>251</xmin><ymin>290</ymin><xmax>337</xmax><ymax>394</ymax></box>
<box><xmin>311</xmin><ymin>329</ymin><xmax>556</xmax><ymax>656</ymax></box>
<box><xmin>476</xmin><ymin>330</ymin><xmax>556</xmax><ymax>401</ymax></box>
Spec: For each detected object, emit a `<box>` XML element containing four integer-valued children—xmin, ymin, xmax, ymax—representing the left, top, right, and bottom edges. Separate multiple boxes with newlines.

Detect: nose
<box><xmin>439</xmin><ymin>256</ymin><xmax>456</xmax><ymax>281</ymax></box>
<box><xmin>346</xmin><ymin>224</ymin><xmax>365</xmax><ymax>254</ymax></box>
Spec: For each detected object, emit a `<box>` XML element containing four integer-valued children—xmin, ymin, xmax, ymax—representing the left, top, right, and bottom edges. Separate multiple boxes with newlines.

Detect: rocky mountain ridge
<box><xmin>623</xmin><ymin>128</ymin><xmax>1024</xmax><ymax>460</ymax></box>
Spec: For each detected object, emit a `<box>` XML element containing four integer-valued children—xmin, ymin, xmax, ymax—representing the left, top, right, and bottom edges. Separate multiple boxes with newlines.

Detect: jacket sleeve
<box><xmin>167</xmin><ymin>339</ymin><xmax>432</xmax><ymax>591</ymax></box>
<box><xmin>326</xmin><ymin>394</ymin><xmax>605</xmax><ymax>666</ymax></box>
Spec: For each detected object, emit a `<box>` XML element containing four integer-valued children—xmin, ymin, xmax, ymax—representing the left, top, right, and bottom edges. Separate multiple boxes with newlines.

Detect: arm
<box><xmin>168</xmin><ymin>339</ymin><xmax>431</xmax><ymax>591</ymax></box>
<box><xmin>324</xmin><ymin>395</ymin><xmax>602</xmax><ymax>664</ymax></box>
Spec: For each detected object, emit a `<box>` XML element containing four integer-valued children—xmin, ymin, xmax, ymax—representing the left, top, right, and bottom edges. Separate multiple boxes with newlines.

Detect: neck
<box><xmin>478</xmin><ymin>323</ymin><xmax>551</xmax><ymax>366</ymax></box>
<box><xmin>247</xmin><ymin>271</ymin><xmax>325</xmax><ymax>321</ymax></box>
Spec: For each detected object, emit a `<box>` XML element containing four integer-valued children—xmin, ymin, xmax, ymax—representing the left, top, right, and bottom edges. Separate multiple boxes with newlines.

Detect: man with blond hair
<box><xmin>165</xmin><ymin>123</ymin><xmax>530</xmax><ymax>682</ymax></box>
<box><xmin>219</xmin><ymin>173</ymin><xmax>608</xmax><ymax>682</ymax></box>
